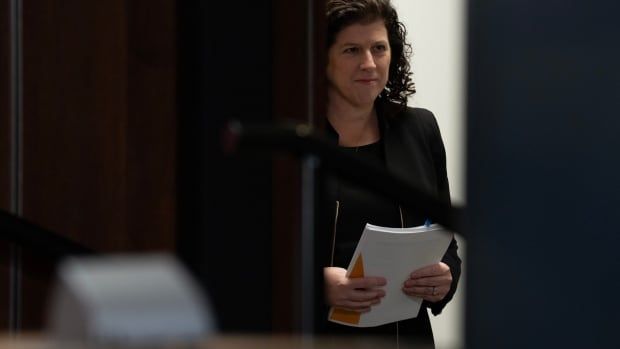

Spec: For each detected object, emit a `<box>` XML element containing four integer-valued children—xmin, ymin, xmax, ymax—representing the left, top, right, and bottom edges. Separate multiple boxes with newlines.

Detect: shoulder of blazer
<box><xmin>395</xmin><ymin>105</ymin><xmax>451</xmax><ymax>205</ymax></box>
<box><xmin>380</xmin><ymin>101</ymin><xmax>442</xmax><ymax>147</ymax></box>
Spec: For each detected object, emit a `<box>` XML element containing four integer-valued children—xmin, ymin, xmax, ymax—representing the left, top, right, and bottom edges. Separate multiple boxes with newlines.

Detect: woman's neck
<box><xmin>327</xmin><ymin>100</ymin><xmax>380</xmax><ymax>147</ymax></box>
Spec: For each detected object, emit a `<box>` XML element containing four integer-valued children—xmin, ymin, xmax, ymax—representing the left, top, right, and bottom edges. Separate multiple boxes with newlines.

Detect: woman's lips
<box><xmin>355</xmin><ymin>79</ymin><xmax>378</xmax><ymax>84</ymax></box>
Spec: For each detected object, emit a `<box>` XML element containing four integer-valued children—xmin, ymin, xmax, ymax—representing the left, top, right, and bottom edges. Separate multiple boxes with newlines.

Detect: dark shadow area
<box><xmin>176</xmin><ymin>1</ymin><xmax>275</xmax><ymax>332</ymax></box>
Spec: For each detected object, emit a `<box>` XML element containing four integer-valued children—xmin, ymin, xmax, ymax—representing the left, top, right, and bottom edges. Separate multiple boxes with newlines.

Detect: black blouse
<box><xmin>331</xmin><ymin>140</ymin><xmax>402</xmax><ymax>269</ymax></box>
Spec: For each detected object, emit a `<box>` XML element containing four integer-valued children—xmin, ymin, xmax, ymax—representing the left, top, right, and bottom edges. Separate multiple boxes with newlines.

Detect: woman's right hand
<box><xmin>323</xmin><ymin>267</ymin><xmax>386</xmax><ymax>313</ymax></box>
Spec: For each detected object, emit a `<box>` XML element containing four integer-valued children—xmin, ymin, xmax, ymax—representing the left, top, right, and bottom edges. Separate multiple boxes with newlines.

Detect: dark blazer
<box><xmin>320</xmin><ymin>99</ymin><xmax>462</xmax><ymax>346</ymax></box>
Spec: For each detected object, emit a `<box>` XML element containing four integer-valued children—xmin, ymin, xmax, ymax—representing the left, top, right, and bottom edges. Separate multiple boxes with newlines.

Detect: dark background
<box><xmin>176</xmin><ymin>1</ymin><xmax>275</xmax><ymax>331</ymax></box>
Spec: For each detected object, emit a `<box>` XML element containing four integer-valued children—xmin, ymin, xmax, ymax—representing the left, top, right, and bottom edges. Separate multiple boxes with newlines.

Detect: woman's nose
<box><xmin>359</xmin><ymin>50</ymin><xmax>376</xmax><ymax>70</ymax></box>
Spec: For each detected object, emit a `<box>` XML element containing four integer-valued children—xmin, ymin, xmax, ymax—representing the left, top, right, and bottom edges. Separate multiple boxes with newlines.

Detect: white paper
<box><xmin>328</xmin><ymin>223</ymin><xmax>453</xmax><ymax>327</ymax></box>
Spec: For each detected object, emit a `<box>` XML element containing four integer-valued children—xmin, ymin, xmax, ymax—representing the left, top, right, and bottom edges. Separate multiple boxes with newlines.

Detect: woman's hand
<box><xmin>402</xmin><ymin>262</ymin><xmax>452</xmax><ymax>303</ymax></box>
<box><xmin>324</xmin><ymin>267</ymin><xmax>386</xmax><ymax>313</ymax></box>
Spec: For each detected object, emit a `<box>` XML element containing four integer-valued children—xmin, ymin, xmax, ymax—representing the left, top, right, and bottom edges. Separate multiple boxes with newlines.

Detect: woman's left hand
<box><xmin>402</xmin><ymin>262</ymin><xmax>452</xmax><ymax>303</ymax></box>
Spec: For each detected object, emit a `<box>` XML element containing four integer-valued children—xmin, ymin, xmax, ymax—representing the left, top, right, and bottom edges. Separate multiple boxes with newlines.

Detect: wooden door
<box><xmin>0</xmin><ymin>0</ymin><xmax>176</xmax><ymax>330</ymax></box>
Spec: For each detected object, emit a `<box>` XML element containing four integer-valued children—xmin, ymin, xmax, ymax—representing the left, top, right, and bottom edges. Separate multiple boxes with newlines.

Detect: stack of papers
<box><xmin>328</xmin><ymin>223</ymin><xmax>453</xmax><ymax>327</ymax></box>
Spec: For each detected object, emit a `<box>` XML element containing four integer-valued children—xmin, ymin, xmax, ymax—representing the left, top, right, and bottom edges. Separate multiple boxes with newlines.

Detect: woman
<box><xmin>322</xmin><ymin>0</ymin><xmax>461</xmax><ymax>346</ymax></box>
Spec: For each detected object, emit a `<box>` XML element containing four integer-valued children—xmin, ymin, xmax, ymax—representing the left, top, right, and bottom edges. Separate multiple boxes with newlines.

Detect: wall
<box><xmin>391</xmin><ymin>1</ymin><xmax>466</xmax><ymax>348</ymax></box>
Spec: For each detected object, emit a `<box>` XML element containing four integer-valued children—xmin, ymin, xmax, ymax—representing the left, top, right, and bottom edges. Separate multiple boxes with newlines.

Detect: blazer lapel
<box><xmin>379</xmin><ymin>106</ymin><xmax>433</xmax><ymax>193</ymax></box>
<box><xmin>378</xmin><ymin>102</ymin><xmax>435</xmax><ymax>226</ymax></box>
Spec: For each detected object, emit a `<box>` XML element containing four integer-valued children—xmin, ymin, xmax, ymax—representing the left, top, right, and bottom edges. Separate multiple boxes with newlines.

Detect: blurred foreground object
<box><xmin>0</xmin><ymin>334</ymin><xmax>403</xmax><ymax>349</ymax></box>
<box><xmin>47</xmin><ymin>254</ymin><xmax>215</xmax><ymax>346</ymax></box>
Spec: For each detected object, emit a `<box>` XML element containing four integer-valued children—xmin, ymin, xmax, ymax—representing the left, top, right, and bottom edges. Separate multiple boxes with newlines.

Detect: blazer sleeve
<box><xmin>422</xmin><ymin>111</ymin><xmax>462</xmax><ymax>316</ymax></box>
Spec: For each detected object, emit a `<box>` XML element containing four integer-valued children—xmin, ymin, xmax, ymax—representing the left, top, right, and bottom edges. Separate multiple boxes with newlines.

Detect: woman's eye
<box><xmin>374</xmin><ymin>45</ymin><xmax>387</xmax><ymax>52</ymax></box>
<box><xmin>343</xmin><ymin>47</ymin><xmax>358</xmax><ymax>54</ymax></box>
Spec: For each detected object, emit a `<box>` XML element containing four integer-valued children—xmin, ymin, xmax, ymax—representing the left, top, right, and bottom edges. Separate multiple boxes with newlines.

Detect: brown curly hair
<box><xmin>327</xmin><ymin>0</ymin><xmax>416</xmax><ymax>106</ymax></box>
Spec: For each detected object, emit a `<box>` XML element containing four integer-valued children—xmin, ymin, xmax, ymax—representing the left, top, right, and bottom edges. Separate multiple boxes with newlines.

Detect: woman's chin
<box><xmin>345</xmin><ymin>86</ymin><xmax>375</xmax><ymax>102</ymax></box>
<box><xmin>352</xmin><ymin>94</ymin><xmax>380</xmax><ymax>107</ymax></box>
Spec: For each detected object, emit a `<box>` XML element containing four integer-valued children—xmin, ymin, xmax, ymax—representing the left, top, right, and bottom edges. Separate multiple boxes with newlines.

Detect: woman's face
<box><xmin>327</xmin><ymin>19</ymin><xmax>391</xmax><ymax>109</ymax></box>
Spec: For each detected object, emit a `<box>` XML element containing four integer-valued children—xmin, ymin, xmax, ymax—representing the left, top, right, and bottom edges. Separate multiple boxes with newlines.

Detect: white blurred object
<box><xmin>47</xmin><ymin>254</ymin><xmax>215</xmax><ymax>346</ymax></box>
